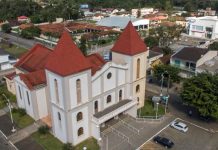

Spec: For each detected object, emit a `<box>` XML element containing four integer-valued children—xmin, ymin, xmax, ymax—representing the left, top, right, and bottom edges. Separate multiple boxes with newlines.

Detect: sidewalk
<box><xmin>8</xmin><ymin>123</ymin><xmax>39</xmax><ymax>144</ymax></box>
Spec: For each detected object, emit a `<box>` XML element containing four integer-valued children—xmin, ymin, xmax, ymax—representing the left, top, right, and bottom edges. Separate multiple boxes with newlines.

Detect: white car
<box><xmin>170</xmin><ymin>121</ymin><xmax>188</xmax><ymax>132</ymax></box>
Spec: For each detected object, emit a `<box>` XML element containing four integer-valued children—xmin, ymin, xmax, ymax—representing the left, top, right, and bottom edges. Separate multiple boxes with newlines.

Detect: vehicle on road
<box><xmin>170</xmin><ymin>121</ymin><xmax>188</xmax><ymax>132</ymax></box>
<box><xmin>153</xmin><ymin>136</ymin><xmax>174</xmax><ymax>148</ymax></box>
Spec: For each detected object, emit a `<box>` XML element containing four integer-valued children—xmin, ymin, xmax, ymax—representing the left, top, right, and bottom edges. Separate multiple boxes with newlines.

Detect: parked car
<box><xmin>170</xmin><ymin>121</ymin><xmax>188</xmax><ymax>132</ymax></box>
<box><xmin>153</xmin><ymin>136</ymin><xmax>174</xmax><ymax>148</ymax></box>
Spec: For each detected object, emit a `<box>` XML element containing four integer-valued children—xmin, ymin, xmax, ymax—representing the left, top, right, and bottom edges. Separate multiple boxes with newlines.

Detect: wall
<box><xmin>35</xmin><ymin>87</ymin><xmax>48</xmax><ymax>119</ymax></box>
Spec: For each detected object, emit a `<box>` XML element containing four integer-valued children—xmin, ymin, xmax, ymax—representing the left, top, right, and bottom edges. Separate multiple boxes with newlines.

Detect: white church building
<box><xmin>6</xmin><ymin>22</ymin><xmax>148</xmax><ymax>145</ymax></box>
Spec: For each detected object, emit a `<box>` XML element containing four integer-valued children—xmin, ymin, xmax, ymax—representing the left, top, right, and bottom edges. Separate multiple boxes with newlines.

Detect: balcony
<box><xmin>171</xmin><ymin>64</ymin><xmax>196</xmax><ymax>73</ymax></box>
<box><xmin>92</xmin><ymin>99</ymin><xmax>137</xmax><ymax>125</ymax></box>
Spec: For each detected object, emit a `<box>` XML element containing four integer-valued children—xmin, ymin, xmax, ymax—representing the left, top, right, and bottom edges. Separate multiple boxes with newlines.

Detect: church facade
<box><xmin>7</xmin><ymin>22</ymin><xmax>148</xmax><ymax>145</ymax></box>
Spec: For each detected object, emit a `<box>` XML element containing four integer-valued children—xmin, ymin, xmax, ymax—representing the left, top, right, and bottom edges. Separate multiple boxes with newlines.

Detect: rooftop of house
<box><xmin>96</xmin><ymin>16</ymin><xmax>146</xmax><ymax>29</ymax></box>
<box><xmin>172</xmin><ymin>47</ymin><xmax>209</xmax><ymax>62</ymax></box>
<box><xmin>197</xmin><ymin>56</ymin><xmax>218</xmax><ymax>74</ymax></box>
<box><xmin>111</xmin><ymin>21</ymin><xmax>147</xmax><ymax>56</ymax></box>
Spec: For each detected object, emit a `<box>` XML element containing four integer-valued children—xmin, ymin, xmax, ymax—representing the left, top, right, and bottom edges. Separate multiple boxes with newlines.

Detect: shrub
<box><xmin>62</xmin><ymin>143</ymin><xmax>74</xmax><ymax>150</ymax></box>
<box><xmin>17</xmin><ymin>108</ymin><xmax>26</xmax><ymax>116</ymax></box>
<box><xmin>1</xmin><ymin>23</ymin><xmax>11</xmax><ymax>33</ymax></box>
<box><xmin>38</xmin><ymin>125</ymin><xmax>50</xmax><ymax>135</ymax></box>
<box><xmin>21</xmin><ymin>26</ymin><xmax>41</xmax><ymax>39</ymax></box>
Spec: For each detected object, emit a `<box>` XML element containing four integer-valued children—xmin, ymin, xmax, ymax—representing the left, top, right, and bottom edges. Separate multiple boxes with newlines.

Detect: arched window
<box><xmin>137</xmin><ymin>97</ymin><xmax>140</xmax><ymax>105</ymax></box>
<box><xmin>137</xmin><ymin>58</ymin><xmax>140</xmax><ymax>78</ymax></box>
<box><xmin>119</xmin><ymin>90</ymin><xmax>122</xmax><ymax>101</ymax></box>
<box><xmin>76</xmin><ymin>79</ymin><xmax>81</xmax><ymax>104</ymax></box>
<box><xmin>94</xmin><ymin>101</ymin><xmax>98</xmax><ymax>113</ymax></box>
<box><xmin>54</xmin><ymin>79</ymin><xmax>59</xmax><ymax>103</ymax></box>
<box><xmin>78</xmin><ymin>127</ymin><xmax>84</xmax><ymax>136</ymax></box>
<box><xmin>58</xmin><ymin>112</ymin><xmax>61</xmax><ymax>121</ymax></box>
<box><xmin>77</xmin><ymin>112</ymin><xmax>83</xmax><ymax>121</ymax></box>
<box><xmin>106</xmin><ymin>95</ymin><xmax>111</xmax><ymax>103</ymax></box>
<box><xmin>136</xmin><ymin>85</ymin><xmax>140</xmax><ymax>93</ymax></box>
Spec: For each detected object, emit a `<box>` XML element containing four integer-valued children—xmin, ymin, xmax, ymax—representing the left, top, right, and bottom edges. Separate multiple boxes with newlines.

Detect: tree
<box><xmin>144</xmin><ymin>36</ymin><xmax>159</xmax><ymax>48</ymax></box>
<box><xmin>162</xmin><ymin>46</ymin><xmax>173</xmax><ymax>55</ymax></box>
<box><xmin>208</xmin><ymin>42</ymin><xmax>218</xmax><ymax>50</ymax></box>
<box><xmin>181</xmin><ymin>73</ymin><xmax>218</xmax><ymax>119</ymax></box>
<box><xmin>153</xmin><ymin>64</ymin><xmax>181</xmax><ymax>83</ymax></box>
<box><xmin>137</xmin><ymin>9</ymin><xmax>141</xmax><ymax>18</ymax></box>
<box><xmin>1</xmin><ymin>23</ymin><xmax>11</xmax><ymax>33</ymax></box>
<box><xmin>79</xmin><ymin>37</ymin><xmax>88</xmax><ymax>56</ymax></box>
<box><xmin>21</xmin><ymin>26</ymin><xmax>41</xmax><ymax>39</ymax></box>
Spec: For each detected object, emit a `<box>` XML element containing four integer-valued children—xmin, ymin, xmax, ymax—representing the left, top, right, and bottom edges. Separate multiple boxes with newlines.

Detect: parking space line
<box><xmin>136</xmin><ymin>118</ymin><xmax>179</xmax><ymax>150</ymax></box>
<box><xmin>0</xmin><ymin>129</ymin><xmax>18</xmax><ymax>150</ymax></box>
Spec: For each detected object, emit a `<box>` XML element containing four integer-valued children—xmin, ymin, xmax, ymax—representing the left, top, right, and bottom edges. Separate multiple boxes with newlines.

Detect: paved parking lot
<box><xmin>15</xmin><ymin>136</ymin><xmax>44</xmax><ymax>150</ymax></box>
<box><xmin>140</xmin><ymin>118</ymin><xmax>218</xmax><ymax>150</ymax></box>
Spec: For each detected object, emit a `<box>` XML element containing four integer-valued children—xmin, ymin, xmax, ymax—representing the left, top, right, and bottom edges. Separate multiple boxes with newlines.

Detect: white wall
<box><xmin>118</xmin><ymin>70</ymin><xmax>126</xmax><ymax>86</ymax></box>
<box><xmin>52</xmin><ymin>106</ymin><xmax>67</xmax><ymax>143</ymax></box>
<box><xmin>36</xmin><ymin>87</ymin><xmax>48</xmax><ymax>119</ymax></box>
<box><xmin>92</xmin><ymin>77</ymin><xmax>101</xmax><ymax>97</ymax></box>
<box><xmin>69</xmin><ymin>72</ymin><xmax>89</xmax><ymax>109</ymax></box>
<box><xmin>103</xmin><ymin>68</ymin><xmax>116</xmax><ymax>92</ymax></box>
<box><xmin>71</xmin><ymin>107</ymin><xmax>89</xmax><ymax>145</ymax></box>
<box><xmin>48</xmin><ymin>73</ymin><xmax>64</xmax><ymax>109</ymax></box>
<box><xmin>0</xmin><ymin>55</ymin><xmax>9</xmax><ymax>64</ymax></box>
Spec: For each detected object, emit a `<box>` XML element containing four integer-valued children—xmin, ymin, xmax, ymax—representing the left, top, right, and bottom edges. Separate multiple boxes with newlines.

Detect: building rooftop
<box><xmin>97</xmin><ymin>16</ymin><xmax>142</xmax><ymax>29</ymax></box>
<box><xmin>172</xmin><ymin>47</ymin><xmax>209</xmax><ymax>62</ymax></box>
<box><xmin>112</xmin><ymin>21</ymin><xmax>147</xmax><ymax>56</ymax></box>
<box><xmin>197</xmin><ymin>56</ymin><xmax>218</xmax><ymax>74</ymax></box>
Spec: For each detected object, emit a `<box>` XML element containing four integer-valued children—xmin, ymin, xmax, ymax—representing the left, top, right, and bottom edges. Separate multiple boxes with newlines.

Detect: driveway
<box><xmin>140</xmin><ymin>118</ymin><xmax>218</xmax><ymax>150</ymax></box>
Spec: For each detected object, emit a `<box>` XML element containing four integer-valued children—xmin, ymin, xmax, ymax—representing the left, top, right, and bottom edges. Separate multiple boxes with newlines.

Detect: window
<box><xmin>54</xmin><ymin>79</ymin><xmax>59</xmax><ymax>103</ymax></box>
<box><xmin>106</xmin><ymin>95</ymin><xmax>112</xmax><ymax>103</ymax></box>
<box><xmin>196</xmin><ymin>25</ymin><xmax>203</xmax><ymax>31</ymax></box>
<box><xmin>136</xmin><ymin>85</ymin><xmax>140</xmax><ymax>93</ymax></box>
<box><xmin>18</xmin><ymin>86</ymin><xmax>22</xmax><ymax>100</ymax></box>
<box><xmin>137</xmin><ymin>59</ymin><xmax>140</xmax><ymax>78</ymax></box>
<box><xmin>58</xmin><ymin>112</ymin><xmax>61</xmax><ymax>121</ymax></box>
<box><xmin>185</xmin><ymin>62</ymin><xmax>190</xmax><ymax>68</ymax></box>
<box><xmin>94</xmin><ymin>101</ymin><xmax>98</xmax><ymax>113</ymax></box>
<box><xmin>174</xmin><ymin>60</ymin><xmax>180</xmax><ymax>66</ymax></box>
<box><xmin>119</xmin><ymin>90</ymin><xmax>122</xmax><ymax>101</ymax></box>
<box><xmin>77</xmin><ymin>112</ymin><xmax>83</xmax><ymax>122</ymax></box>
<box><xmin>26</xmin><ymin>91</ymin><xmax>30</xmax><ymax>105</ymax></box>
<box><xmin>78</xmin><ymin>127</ymin><xmax>84</xmax><ymax>136</ymax></box>
<box><xmin>107</xmin><ymin>72</ymin><xmax>112</xmax><ymax>79</ymax></box>
<box><xmin>76</xmin><ymin>79</ymin><xmax>81</xmax><ymax>104</ymax></box>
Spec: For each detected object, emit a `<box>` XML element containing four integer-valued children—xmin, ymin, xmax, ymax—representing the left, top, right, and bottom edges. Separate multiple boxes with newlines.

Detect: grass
<box><xmin>137</xmin><ymin>100</ymin><xmax>165</xmax><ymax>117</ymax></box>
<box><xmin>32</xmin><ymin>132</ymin><xmax>63</xmax><ymax>150</ymax></box>
<box><xmin>11</xmin><ymin>111</ymin><xmax>34</xmax><ymax>128</ymax></box>
<box><xmin>74</xmin><ymin>137</ymin><xmax>100</xmax><ymax>150</ymax></box>
<box><xmin>0</xmin><ymin>43</ymin><xmax>27</xmax><ymax>58</ymax></box>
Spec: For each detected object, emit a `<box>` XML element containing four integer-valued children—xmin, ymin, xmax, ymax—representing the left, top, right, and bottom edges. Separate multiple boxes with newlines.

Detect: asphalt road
<box><xmin>0</xmin><ymin>31</ymin><xmax>37</xmax><ymax>49</ymax></box>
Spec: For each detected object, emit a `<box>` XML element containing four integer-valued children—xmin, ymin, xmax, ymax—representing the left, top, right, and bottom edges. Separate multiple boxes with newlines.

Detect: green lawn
<box><xmin>12</xmin><ymin>111</ymin><xmax>34</xmax><ymax>128</ymax></box>
<box><xmin>0</xmin><ymin>43</ymin><xmax>27</xmax><ymax>58</ymax></box>
<box><xmin>74</xmin><ymin>138</ymin><xmax>100</xmax><ymax>150</ymax></box>
<box><xmin>32</xmin><ymin>132</ymin><xmax>63</xmax><ymax>150</ymax></box>
<box><xmin>137</xmin><ymin>100</ymin><xmax>165</xmax><ymax>117</ymax></box>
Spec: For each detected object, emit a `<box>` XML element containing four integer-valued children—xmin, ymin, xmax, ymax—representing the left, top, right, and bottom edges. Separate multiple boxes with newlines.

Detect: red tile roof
<box><xmin>86</xmin><ymin>53</ymin><xmax>106</xmax><ymax>75</ymax></box>
<box><xmin>15</xmin><ymin>44</ymin><xmax>52</xmax><ymax>72</ymax></box>
<box><xmin>45</xmin><ymin>31</ymin><xmax>91</xmax><ymax>76</ymax></box>
<box><xmin>111</xmin><ymin>21</ymin><xmax>147</xmax><ymax>56</ymax></box>
<box><xmin>20</xmin><ymin>70</ymin><xmax>46</xmax><ymax>90</ymax></box>
<box><xmin>5</xmin><ymin>72</ymin><xmax>16</xmax><ymax>80</ymax></box>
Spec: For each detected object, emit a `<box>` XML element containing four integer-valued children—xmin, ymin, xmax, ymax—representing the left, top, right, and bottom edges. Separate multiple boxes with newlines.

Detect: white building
<box><xmin>97</xmin><ymin>16</ymin><xmax>149</xmax><ymax>31</ymax></box>
<box><xmin>0</xmin><ymin>48</ymin><xmax>16</xmax><ymax>71</ymax></box>
<box><xmin>187</xmin><ymin>16</ymin><xmax>218</xmax><ymax>39</ymax></box>
<box><xmin>7</xmin><ymin>22</ymin><xmax>148</xmax><ymax>145</ymax></box>
<box><xmin>132</xmin><ymin>8</ymin><xmax>154</xmax><ymax>17</ymax></box>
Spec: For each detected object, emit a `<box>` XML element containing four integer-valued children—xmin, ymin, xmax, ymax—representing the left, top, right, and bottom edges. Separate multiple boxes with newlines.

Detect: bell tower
<box><xmin>111</xmin><ymin>21</ymin><xmax>148</xmax><ymax>108</ymax></box>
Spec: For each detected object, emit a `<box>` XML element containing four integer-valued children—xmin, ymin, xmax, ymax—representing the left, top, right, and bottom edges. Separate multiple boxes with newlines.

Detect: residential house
<box><xmin>170</xmin><ymin>47</ymin><xmax>218</xmax><ymax>78</ymax></box>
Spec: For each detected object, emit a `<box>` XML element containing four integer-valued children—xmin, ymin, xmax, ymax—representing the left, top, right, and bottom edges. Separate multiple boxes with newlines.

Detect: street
<box><xmin>0</xmin><ymin>31</ymin><xmax>37</xmax><ymax>49</ymax></box>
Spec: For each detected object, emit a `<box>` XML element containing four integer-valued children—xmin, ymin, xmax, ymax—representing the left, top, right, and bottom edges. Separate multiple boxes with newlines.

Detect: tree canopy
<box><xmin>181</xmin><ymin>73</ymin><xmax>218</xmax><ymax>119</ymax></box>
<box><xmin>153</xmin><ymin>64</ymin><xmax>181</xmax><ymax>83</ymax></box>
<box><xmin>208</xmin><ymin>42</ymin><xmax>218</xmax><ymax>51</ymax></box>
